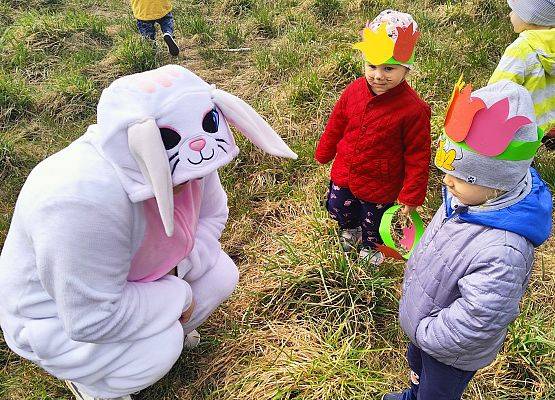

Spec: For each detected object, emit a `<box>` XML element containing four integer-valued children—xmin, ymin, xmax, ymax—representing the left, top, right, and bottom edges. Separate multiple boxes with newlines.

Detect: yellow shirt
<box><xmin>130</xmin><ymin>0</ymin><xmax>172</xmax><ymax>21</ymax></box>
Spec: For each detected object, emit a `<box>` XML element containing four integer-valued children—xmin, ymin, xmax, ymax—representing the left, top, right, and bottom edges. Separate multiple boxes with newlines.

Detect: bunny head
<box><xmin>91</xmin><ymin>65</ymin><xmax>297</xmax><ymax>236</ymax></box>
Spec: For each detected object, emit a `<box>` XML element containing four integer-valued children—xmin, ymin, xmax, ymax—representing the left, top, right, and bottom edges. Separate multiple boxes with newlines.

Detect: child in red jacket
<box><xmin>315</xmin><ymin>10</ymin><xmax>431</xmax><ymax>265</ymax></box>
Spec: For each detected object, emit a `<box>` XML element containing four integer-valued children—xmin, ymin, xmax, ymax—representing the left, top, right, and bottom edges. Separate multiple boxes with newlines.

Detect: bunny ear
<box><xmin>128</xmin><ymin>119</ymin><xmax>174</xmax><ymax>237</ymax></box>
<box><xmin>211</xmin><ymin>89</ymin><xmax>298</xmax><ymax>159</ymax></box>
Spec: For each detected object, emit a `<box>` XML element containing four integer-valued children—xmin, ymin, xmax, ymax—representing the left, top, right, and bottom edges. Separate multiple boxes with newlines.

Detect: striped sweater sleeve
<box><xmin>489</xmin><ymin>36</ymin><xmax>555</xmax><ymax>134</ymax></box>
<box><xmin>488</xmin><ymin>37</ymin><xmax>528</xmax><ymax>86</ymax></box>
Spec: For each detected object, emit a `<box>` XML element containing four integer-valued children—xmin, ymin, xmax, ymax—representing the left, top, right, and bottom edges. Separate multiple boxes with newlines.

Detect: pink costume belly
<box><xmin>127</xmin><ymin>180</ymin><xmax>202</xmax><ymax>282</ymax></box>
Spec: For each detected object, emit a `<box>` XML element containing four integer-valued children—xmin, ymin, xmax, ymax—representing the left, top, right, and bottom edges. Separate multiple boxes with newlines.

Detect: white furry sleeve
<box><xmin>27</xmin><ymin>196</ymin><xmax>193</xmax><ymax>344</ymax></box>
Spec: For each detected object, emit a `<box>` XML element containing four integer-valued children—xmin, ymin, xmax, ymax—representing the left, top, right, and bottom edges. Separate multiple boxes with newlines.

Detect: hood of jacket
<box><xmin>446</xmin><ymin>168</ymin><xmax>553</xmax><ymax>247</ymax></box>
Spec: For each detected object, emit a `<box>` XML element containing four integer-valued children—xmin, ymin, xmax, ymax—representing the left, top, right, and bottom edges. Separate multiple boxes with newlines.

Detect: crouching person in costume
<box><xmin>0</xmin><ymin>65</ymin><xmax>297</xmax><ymax>400</ymax></box>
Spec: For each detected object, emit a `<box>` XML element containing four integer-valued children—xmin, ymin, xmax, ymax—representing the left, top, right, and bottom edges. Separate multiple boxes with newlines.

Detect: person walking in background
<box><xmin>314</xmin><ymin>10</ymin><xmax>431</xmax><ymax>266</ymax></box>
<box><xmin>130</xmin><ymin>0</ymin><xmax>180</xmax><ymax>56</ymax></box>
<box><xmin>489</xmin><ymin>0</ymin><xmax>555</xmax><ymax>150</ymax></box>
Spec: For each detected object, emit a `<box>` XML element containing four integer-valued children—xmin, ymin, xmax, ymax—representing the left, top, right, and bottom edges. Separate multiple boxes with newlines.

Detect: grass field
<box><xmin>1</xmin><ymin>0</ymin><xmax>554</xmax><ymax>399</ymax></box>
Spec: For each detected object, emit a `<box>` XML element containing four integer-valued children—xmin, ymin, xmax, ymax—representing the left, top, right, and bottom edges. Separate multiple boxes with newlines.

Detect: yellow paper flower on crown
<box><xmin>353</xmin><ymin>21</ymin><xmax>420</xmax><ymax>66</ymax></box>
<box><xmin>434</xmin><ymin>139</ymin><xmax>457</xmax><ymax>171</ymax></box>
<box><xmin>353</xmin><ymin>23</ymin><xmax>394</xmax><ymax>66</ymax></box>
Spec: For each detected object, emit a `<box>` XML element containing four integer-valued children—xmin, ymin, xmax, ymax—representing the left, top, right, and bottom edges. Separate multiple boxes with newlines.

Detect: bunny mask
<box><xmin>88</xmin><ymin>65</ymin><xmax>297</xmax><ymax>237</ymax></box>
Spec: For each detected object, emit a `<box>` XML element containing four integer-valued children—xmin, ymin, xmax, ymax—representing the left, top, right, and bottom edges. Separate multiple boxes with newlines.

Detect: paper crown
<box><xmin>443</xmin><ymin>76</ymin><xmax>543</xmax><ymax>161</ymax></box>
<box><xmin>352</xmin><ymin>22</ymin><xmax>420</xmax><ymax>65</ymax></box>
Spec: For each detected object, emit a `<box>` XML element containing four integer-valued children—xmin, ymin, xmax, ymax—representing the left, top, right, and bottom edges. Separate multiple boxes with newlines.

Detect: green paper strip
<box><xmin>378</xmin><ymin>205</ymin><xmax>425</xmax><ymax>260</ymax></box>
<box><xmin>446</xmin><ymin>127</ymin><xmax>544</xmax><ymax>161</ymax></box>
<box><xmin>383</xmin><ymin>54</ymin><xmax>415</xmax><ymax>65</ymax></box>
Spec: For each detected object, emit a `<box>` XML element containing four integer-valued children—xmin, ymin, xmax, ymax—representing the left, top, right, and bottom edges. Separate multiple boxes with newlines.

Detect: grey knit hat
<box><xmin>435</xmin><ymin>80</ymin><xmax>539</xmax><ymax>191</ymax></box>
<box><xmin>508</xmin><ymin>0</ymin><xmax>555</xmax><ymax>26</ymax></box>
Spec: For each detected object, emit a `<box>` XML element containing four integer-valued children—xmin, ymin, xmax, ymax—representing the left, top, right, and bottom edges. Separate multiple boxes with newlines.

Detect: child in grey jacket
<box><xmin>384</xmin><ymin>80</ymin><xmax>553</xmax><ymax>400</ymax></box>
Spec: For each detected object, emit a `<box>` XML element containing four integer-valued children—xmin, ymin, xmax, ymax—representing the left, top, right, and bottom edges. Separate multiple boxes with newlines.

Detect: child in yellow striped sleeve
<box><xmin>130</xmin><ymin>0</ymin><xmax>179</xmax><ymax>57</ymax></box>
<box><xmin>489</xmin><ymin>0</ymin><xmax>554</xmax><ymax>150</ymax></box>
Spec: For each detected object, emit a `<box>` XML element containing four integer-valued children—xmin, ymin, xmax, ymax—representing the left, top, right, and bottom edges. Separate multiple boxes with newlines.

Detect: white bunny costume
<box><xmin>0</xmin><ymin>65</ymin><xmax>296</xmax><ymax>398</ymax></box>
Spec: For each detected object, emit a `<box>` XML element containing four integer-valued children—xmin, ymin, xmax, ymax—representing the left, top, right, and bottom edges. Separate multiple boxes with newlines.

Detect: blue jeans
<box><xmin>401</xmin><ymin>343</ymin><xmax>476</xmax><ymax>400</ymax></box>
<box><xmin>326</xmin><ymin>181</ymin><xmax>393</xmax><ymax>248</ymax></box>
<box><xmin>136</xmin><ymin>12</ymin><xmax>174</xmax><ymax>40</ymax></box>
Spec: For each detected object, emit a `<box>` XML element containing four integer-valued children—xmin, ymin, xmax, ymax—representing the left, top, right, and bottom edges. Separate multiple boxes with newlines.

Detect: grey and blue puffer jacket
<box><xmin>399</xmin><ymin>168</ymin><xmax>552</xmax><ymax>371</ymax></box>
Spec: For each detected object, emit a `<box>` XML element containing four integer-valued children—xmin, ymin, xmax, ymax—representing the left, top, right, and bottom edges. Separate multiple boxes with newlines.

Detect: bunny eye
<box><xmin>159</xmin><ymin>128</ymin><xmax>181</xmax><ymax>150</ymax></box>
<box><xmin>202</xmin><ymin>108</ymin><xmax>219</xmax><ymax>133</ymax></box>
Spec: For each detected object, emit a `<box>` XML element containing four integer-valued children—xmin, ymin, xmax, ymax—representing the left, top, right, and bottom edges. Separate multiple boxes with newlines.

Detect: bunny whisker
<box><xmin>171</xmin><ymin>158</ymin><xmax>180</xmax><ymax>175</ymax></box>
<box><xmin>215</xmin><ymin>138</ymin><xmax>228</xmax><ymax>144</ymax></box>
<box><xmin>169</xmin><ymin>152</ymin><xmax>179</xmax><ymax>162</ymax></box>
<box><xmin>217</xmin><ymin>144</ymin><xmax>228</xmax><ymax>153</ymax></box>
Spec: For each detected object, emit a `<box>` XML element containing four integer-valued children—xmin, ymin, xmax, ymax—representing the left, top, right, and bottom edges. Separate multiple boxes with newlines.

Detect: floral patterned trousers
<box><xmin>326</xmin><ymin>181</ymin><xmax>393</xmax><ymax>248</ymax></box>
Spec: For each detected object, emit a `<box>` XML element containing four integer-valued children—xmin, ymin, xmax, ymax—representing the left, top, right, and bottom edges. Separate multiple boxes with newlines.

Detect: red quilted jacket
<box><xmin>315</xmin><ymin>78</ymin><xmax>431</xmax><ymax>206</ymax></box>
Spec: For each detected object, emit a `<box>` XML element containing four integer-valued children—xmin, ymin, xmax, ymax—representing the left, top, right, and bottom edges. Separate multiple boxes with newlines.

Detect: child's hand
<box><xmin>179</xmin><ymin>299</ymin><xmax>195</xmax><ymax>324</ymax></box>
<box><xmin>400</xmin><ymin>204</ymin><xmax>417</xmax><ymax>216</ymax></box>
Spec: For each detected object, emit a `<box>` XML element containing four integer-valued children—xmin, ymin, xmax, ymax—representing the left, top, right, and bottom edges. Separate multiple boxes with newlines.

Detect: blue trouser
<box><xmin>136</xmin><ymin>12</ymin><xmax>174</xmax><ymax>40</ymax></box>
<box><xmin>326</xmin><ymin>181</ymin><xmax>393</xmax><ymax>248</ymax></box>
<box><xmin>402</xmin><ymin>343</ymin><xmax>476</xmax><ymax>400</ymax></box>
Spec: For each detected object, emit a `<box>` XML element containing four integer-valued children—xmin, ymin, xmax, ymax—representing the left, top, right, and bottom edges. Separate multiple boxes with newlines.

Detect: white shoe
<box><xmin>65</xmin><ymin>380</ymin><xmax>132</xmax><ymax>400</ymax></box>
<box><xmin>359</xmin><ymin>247</ymin><xmax>385</xmax><ymax>266</ymax></box>
<box><xmin>339</xmin><ymin>227</ymin><xmax>362</xmax><ymax>251</ymax></box>
<box><xmin>184</xmin><ymin>329</ymin><xmax>201</xmax><ymax>349</ymax></box>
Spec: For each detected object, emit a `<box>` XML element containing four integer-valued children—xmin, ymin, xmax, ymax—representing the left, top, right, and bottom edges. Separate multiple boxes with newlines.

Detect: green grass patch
<box><xmin>254</xmin><ymin>41</ymin><xmax>305</xmax><ymax>78</ymax></box>
<box><xmin>204</xmin><ymin>324</ymin><xmax>393</xmax><ymax>400</ymax></box>
<box><xmin>0</xmin><ymin>71</ymin><xmax>35</xmax><ymax>123</ymax></box>
<box><xmin>181</xmin><ymin>14</ymin><xmax>214</xmax><ymax>44</ymax></box>
<box><xmin>1</xmin><ymin>10</ymin><xmax>109</xmax><ymax>76</ymax></box>
<box><xmin>112</xmin><ymin>33</ymin><xmax>158</xmax><ymax>74</ymax></box>
<box><xmin>286</xmin><ymin>17</ymin><xmax>318</xmax><ymax>44</ymax></box>
<box><xmin>258</xmin><ymin>207</ymin><xmax>399</xmax><ymax>338</ymax></box>
<box><xmin>506</xmin><ymin>303</ymin><xmax>555</xmax><ymax>383</ymax></box>
<box><xmin>2</xmin><ymin>0</ymin><xmax>64</xmax><ymax>10</ymax></box>
<box><xmin>252</xmin><ymin>4</ymin><xmax>278</xmax><ymax>38</ymax></box>
<box><xmin>288</xmin><ymin>70</ymin><xmax>325</xmax><ymax>110</ymax></box>
<box><xmin>313</xmin><ymin>0</ymin><xmax>343</xmax><ymax>22</ymax></box>
<box><xmin>0</xmin><ymin>134</ymin><xmax>28</xmax><ymax>183</ymax></box>
<box><xmin>223</xmin><ymin>0</ymin><xmax>256</xmax><ymax>16</ymax></box>
<box><xmin>224</xmin><ymin>23</ymin><xmax>246</xmax><ymax>48</ymax></box>
<box><xmin>534</xmin><ymin>150</ymin><xmax>555</xmax><ymax>191</ymax></box>
<box><xmin>40</xmin><ymin>70</ymin><xmax>99</xmax><ymax>121</ymax></box>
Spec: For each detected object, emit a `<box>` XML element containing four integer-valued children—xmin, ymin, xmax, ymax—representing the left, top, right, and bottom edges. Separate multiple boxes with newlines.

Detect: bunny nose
<box><xmin>189</xmin><ymin>138</ymin><xmax>206</xmax><ymax>151</ymax></box>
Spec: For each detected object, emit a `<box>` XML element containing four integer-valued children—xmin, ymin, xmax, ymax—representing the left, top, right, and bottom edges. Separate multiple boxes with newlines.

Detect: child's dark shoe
<box><xmin>163</xmin><ymin>33</ymin><xmax>180</xmax><ymax>56</ymax></box>
<box><xmin>381</xmin><ymin>393</ymin><xmax>404</xmax><ymax>400</ymax></box>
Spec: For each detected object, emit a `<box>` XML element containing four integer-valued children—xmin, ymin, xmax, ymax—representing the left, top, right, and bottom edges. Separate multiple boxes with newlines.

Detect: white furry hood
<box><xmin>83</xmin><ymin>65</ymin><xmax>296</xmax><ymax>236</ymax></box>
